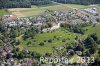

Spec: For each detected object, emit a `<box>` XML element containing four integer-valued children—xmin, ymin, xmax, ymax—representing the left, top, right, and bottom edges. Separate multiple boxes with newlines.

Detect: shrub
<box><xmin>39</xmin><ymin>42</ymin><xmax>44</xmax><ymax>46</ymax></box>
<box><xmin>48</xmin><ymin>39</ymin><xmax>52</xmax><ymax>43</ymax></box>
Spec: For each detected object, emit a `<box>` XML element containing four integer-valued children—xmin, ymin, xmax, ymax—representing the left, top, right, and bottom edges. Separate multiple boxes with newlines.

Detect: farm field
<box><xmin>0</xmin><ymin>9</ymin><xmax>9</xmax><ymax>17</ymax></box>
<box><xmin>8</xmin><ymin>4</ymin><xmax>92</xmax><ymax>17</ymax></box>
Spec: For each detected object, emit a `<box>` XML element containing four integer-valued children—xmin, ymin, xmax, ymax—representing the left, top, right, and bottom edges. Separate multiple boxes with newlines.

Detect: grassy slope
<box><xmin>16</xmin><ymin>24</ymin><xmax>100</xmax><ymax>54</ymax></box>
<box><xmin>16</xmin><ymin>29</ymin><xmax>75</xmax><ymax>54</ymax></box>
<box><xmin>68</xmin><ymin>24</ymin><xmax>100</xmax><ymax>63</ymax></box>
<box><xmin>0</xmin><ymin>9</ymin><xmax>8</xmax><ymax>16</ymax></box>
<box><xmin>85</xmin><ymin>24</ymin><xmax>100</xmax><ymax>40</ymax></box>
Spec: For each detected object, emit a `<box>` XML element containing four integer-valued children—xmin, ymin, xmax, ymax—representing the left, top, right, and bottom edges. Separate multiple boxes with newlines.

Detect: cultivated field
<box><xmin>0</xmin><ymin>9</ymin><xmax>9</xmax><ymax>17</ymax></box>
<box><xmin>8</xmin><ymin>4</ymin><xmax>91</xmax><ymax>17</ymax></box>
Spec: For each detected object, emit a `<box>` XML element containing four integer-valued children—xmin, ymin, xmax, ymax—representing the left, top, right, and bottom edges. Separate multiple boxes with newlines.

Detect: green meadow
<box><xmin>16</xmin><ymin>24</ymin><xmax>100</xmax><ymax>54</ymax></box>
<box><xmin>16</xmin><ymin>29</ymin><xmax>75</xmax><ymax>54</ymax></box>
<box><xmin>0</xmin><ymin>9</ymin><xmax>8</xmax><ymax>16</ymax></box>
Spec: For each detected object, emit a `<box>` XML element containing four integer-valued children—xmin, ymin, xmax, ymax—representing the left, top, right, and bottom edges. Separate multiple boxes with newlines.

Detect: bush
<box><xmin>47</xmin><ymin>22</ymin><xmax>52</xmax><ymax>28</ymax></box>
<box><xmin>62</xmin><ymin>39</ymin><xmax>66</xmax><ymax>42</ymax></box>
<box><xmin>48</xmin><ymin>39</ymin><xmax>52</xmax><ymax>43</ymax></box>
<box><xmin>54</xmin><ymin>36</ymin><xmax>57</xmax><ymax>38</ymax></box>
<box><xmin>44</xmin><ymin>40</ymin><xmax>47</xmax><ymax>42</ymax></box>
<box><xmin>15</xmin><ymin>41</ymin><xmax>20</xmax><ymax>45</ymax></box>
<box><xmin>39</xmin><ymin>42</ymin><xmax>44</xmax><ymax>46</ymax></box>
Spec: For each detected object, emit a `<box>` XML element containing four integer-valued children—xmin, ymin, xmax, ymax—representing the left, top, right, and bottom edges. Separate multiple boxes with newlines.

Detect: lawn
<box><xmin>0</xmin><ymin>9</ymin><xmax>8</xmax><ymax>16</ymax></box>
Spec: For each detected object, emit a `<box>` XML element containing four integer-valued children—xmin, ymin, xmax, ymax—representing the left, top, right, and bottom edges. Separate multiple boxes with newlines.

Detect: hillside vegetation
<box><xmin>15</xmin><ymin>24</ymin><xmax>100</xmax><ymax>54</ymax></box>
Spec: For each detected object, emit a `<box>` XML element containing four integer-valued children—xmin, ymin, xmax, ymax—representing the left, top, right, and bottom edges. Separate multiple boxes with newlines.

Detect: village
<box><xmin>0</xmin><ymin>7</ymin><xmax>100</xmax><ymax>66</ymax></box>
<box><xmin>2</xmin><ymin>7</ymin><xmax>100</xmax><ymax>32</ymax></box>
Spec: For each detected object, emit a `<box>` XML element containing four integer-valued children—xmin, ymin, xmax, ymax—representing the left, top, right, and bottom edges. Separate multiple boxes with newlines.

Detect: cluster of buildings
<box><xmin>84</xmin><ymin>8</ymin><xmax>99</xmax><ymax>16</ymax></box>
<box><xmin>0</xmin><ymin>46</ymin><xmax>12</xmax><ymax>58</ymax></box>
<box><xmin>2</xmin><ymin>15</ymin><xmax>32</xmax><ymax>27</ymax></box>
<box><xmin>0</xmin><ymin>58</ymin><xmax>34</xmax><ymax>66</ymax></box>
<box><xmin>0</xmin><ymin>46</ymin><xmax>39</xmax><ymax>66</ymax></box>
<box><xmin>2</xmin><ymin>7</ymin><xmax>100</xmax><ymax>32</ymax></box>
<box><xmin>74</xmin><ymin>8</ymin><xmax>100</xmax><ymax>24</ymax></box>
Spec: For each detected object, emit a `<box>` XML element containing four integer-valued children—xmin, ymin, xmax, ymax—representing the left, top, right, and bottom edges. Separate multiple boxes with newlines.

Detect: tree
<box><xmin>23</xmin><ymin>32</ymin><xmax>30</xmax><ymax>40</ymax></box>
<box><xmin>1</xmin><ymin>0</ymin><xmax>100</xmax><ymax>8</ymax></box>
<box><xmin>18</xmin><ymin>52</ymin><xmax>24</xmax><ymax>59</ymax></box>
<box><xmin>84</xmin><ymin>36</ymin><xmax>97</xmax><ymax>54</ymax></box>
<box><xmin>48</xmin><ymin>39</ymin><xmax>52</xmax><ymax>43</ymax></box>
<box><xmin>75</xmin><ymin>44</ymin><xmax>85</xmax><ymax>52</ymax></box>
<box><xmin>85</xmin><ymin>50</ymin><xmax>90</xmax><ymax>56</ymax></box>
<box><xmin>0</xmin><ymin>23</ymin><xmax>5</xmax><ymax>32</ymax></box>
<box><xmin>6</xmin><ymin>53</ymin><xmax>12</xmax><ymax>59</ymax></box>
<box><xmin>60</xmin><ymin>23</ymin><xmax>65</xmax><ymax>28</ymax></box>
<box><xmin>52</xmin><ymin>0</ymin><xmax>100</xmax><ymax>5</ymax></box>
<box><xmin>39</xmin><ymin>42</ymin><xmax>44</xmax><ymax>46</ymax></box>
<box><xmin>89</xmin><ymin>45</ymin><xmax>96</xmax><ymax>54</ymax></box>
<box><xmin>90</xmin><ymin>33</ymin><xmax>98</xmax><ymax>42</ymax></box>
<box><xmin>62</xmin><ymin>39</ymin><xmax>66</xmax><ymax>42</ymax></box>
<box><xmin>0</xmin><ymin>0</ymin><xmax>9</xmax><ymax>8</ymax></box>
<box><xmin>47</xmin><ymin>22</ymin><xmax>52</xmax><ymax>28</ymax></box>
<box><xmin>15</xmin><ymin>40</ymin><xmax>20</xmax><ymax>45</ymax></box>
<box><xmin>84</xmin><ymin>36</ymin><xmax>96</xmax><ymax>48</ymax></box>
<box><xmin>0</xmin><ymin>0</ymin><xmax>52</xmax><ymax>8</ymax></box>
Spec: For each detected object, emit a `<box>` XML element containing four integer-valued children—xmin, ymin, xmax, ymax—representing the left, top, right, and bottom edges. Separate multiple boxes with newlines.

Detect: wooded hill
<box><xmin>0</xmin><ymin>0</ymin><xmax>100</xmax><ymax>8</ymax></box>
<box><xmin>0</xmin><ymin>0</ymin><xmax>51</xmax><ymax>8</ymax></box>
<box><xmin>52</xmin><ymin>0</ymin><xmax>100</xmax><ymax>5</ymax></box>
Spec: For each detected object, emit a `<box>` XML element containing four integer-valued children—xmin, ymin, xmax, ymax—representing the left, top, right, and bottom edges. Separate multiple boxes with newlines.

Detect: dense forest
<box><xmin>0</xmin><ymin>0</ymin><xmax>31</xmax><ymax>8</ymax></box>
<box><xmin>0</xmin><ymin>0</ymin><xmax>100</xmax><ymax>8</ymax></box>
<box><xmin>52</xmin><ymin>0</ymin><xmax>100</xmax><ymax>5</ymax></box>
<box><xmin>0</xmin><ymin>0</ymin><xmax>51</xmax><ymax>8</ymax></box>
